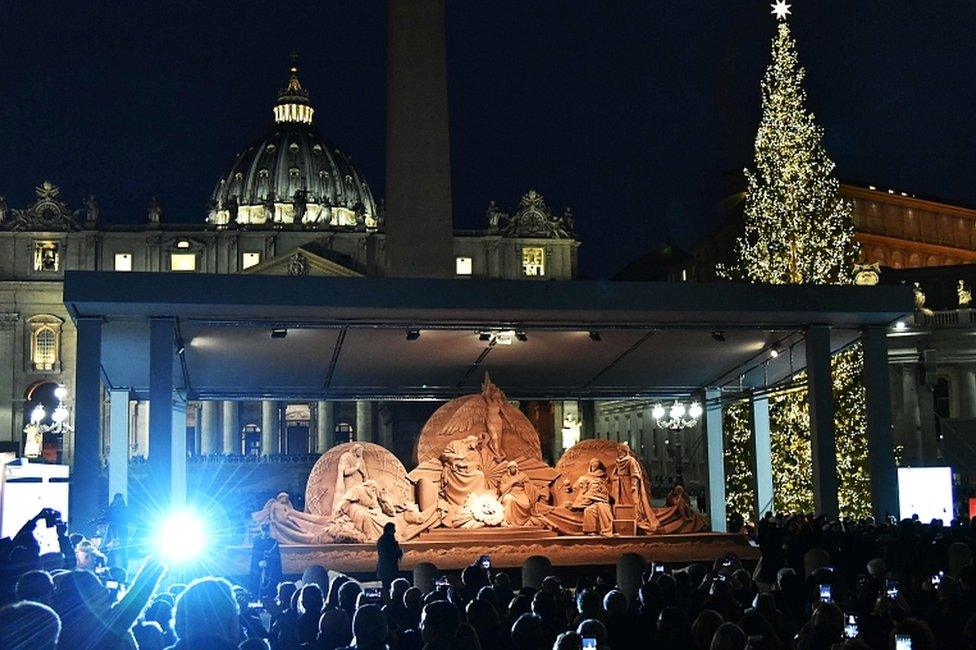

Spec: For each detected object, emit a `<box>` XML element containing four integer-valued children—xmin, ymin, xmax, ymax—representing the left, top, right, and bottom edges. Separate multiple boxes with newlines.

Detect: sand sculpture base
<box><xmin>220</xmin><ymin>531</ymin><xmax>758</xmax><ymax>576</ymax></box>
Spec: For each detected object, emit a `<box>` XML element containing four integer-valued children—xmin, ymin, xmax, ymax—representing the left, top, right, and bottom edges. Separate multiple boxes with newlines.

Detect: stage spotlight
<box><xmin>478</xmin><ymin>331</ymin><xmax>492</xmax><ymax>342</ymax></box>
<box><xmin>769</xmin><ymin>344</ymin><xmax>780</xmax><ymax>359</ymax></box>
<box><xmin>515</xmin><ymin>331</ymin><xmax>528</xmax><ymax>342</ymax></box>
<box><xmin>406</xmin><ymin>329</ymin><xmax>421</xmax><ymax>341</ymax></box>
<box><xmin>589</xmin><ymin>331</ymin><xmax>602</xmax><ymax>342</ymax></box>
<box><xmin>893</xmin><ymin>321</ymin><xmax>907</xmax><ymax>332</ymax></box>
<box><xmin>154</xmin><ymin>509</ymin><xmax>208</xmax><ymax>564</ymax></box>
<box><xmin>271</xmin><ymin>328</ymin><xmax>288</xmax><ymax>339</ymax></box>
<box><xmin>711</xmin><ymin>331</ymin><xmax>726</xmax><ymax>342</ymax></box>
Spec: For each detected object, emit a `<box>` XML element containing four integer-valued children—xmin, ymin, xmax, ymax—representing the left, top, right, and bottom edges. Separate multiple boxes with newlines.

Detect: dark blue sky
<box><xmin>2</xmin><ymin>2</ymin><xmax>974</xmax><ymax>278</ymax></box>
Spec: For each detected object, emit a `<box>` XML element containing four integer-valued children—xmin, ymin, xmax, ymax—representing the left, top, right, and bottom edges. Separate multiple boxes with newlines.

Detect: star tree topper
<box><xmin>771</xmin><ymin>1</ymin><xmax>791</xmax><ymax>21</ymax></box>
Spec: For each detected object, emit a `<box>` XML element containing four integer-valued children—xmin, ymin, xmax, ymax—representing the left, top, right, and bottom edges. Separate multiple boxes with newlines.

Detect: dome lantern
<box><xmin>273</xmin><ymin>53</ymin><xmax>314</xmax><ymax>125</ymax></box>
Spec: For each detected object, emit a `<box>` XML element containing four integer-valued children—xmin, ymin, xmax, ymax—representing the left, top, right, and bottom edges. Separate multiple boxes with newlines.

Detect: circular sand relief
<box><xmin>415</xmin><ymin>375</ymin><xmax>542</xmax><ymax>464</ymax></box>
<box><xmin>305</xmin><ymin>442</ymin><xmax>413</xmax><ymax>517</ymax></box>
<box><xmin>553</xmin><ymin>439</ymin><xmax>652</xmax><ymax>500</ymax></box>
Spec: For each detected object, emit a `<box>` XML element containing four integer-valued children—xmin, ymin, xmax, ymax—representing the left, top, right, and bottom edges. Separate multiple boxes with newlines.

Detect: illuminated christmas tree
<box><xmin>720</xmin><ymin>3</ymin><xmax>870</xmax><ymax>519</ymax></box>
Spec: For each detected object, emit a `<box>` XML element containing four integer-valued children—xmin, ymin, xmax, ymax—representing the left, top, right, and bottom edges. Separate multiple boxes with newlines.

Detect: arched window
<box><xmin>27</xmin><ymin>315</ymin><xmax>63</xmax><ymax>372</ymax></box>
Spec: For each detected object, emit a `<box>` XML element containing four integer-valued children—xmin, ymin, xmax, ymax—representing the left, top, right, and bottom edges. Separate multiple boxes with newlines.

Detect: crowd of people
<box><xmin>5</xmin><ymin>507</ymin><xmax>976</xmax><ymax>649</ymax></box>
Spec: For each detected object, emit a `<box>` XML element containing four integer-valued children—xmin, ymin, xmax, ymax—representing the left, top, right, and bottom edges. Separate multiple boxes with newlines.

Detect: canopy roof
<box><xmin>63</xmin><ymin>271</ymin><xmax>912</xmax><ymax>401</ymax></box>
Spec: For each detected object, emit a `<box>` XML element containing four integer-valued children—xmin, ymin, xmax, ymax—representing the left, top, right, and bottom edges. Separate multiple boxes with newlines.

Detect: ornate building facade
<box><xmin>0</xmin><ymin>64</ymin><xmax>580</xmax><ymax>466</ymax></box>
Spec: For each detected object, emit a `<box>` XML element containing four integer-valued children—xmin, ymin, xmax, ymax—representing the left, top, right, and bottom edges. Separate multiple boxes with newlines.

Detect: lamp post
<box><xmin>23</xmin><ymin>384</ymin><xmax>73</xmax><ymax>460</ymax></box>
<box><xmin>651</xmin><ymin>400</ymin><xmax>703</xmax><ymax>485</ymax></box>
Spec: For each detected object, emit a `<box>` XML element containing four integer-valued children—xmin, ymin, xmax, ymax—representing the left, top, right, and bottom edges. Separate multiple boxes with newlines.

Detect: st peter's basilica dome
<box><xmin>208</xmin><ymin>59</ymin><xmax>378</xmax><ymax>229</ymax></box>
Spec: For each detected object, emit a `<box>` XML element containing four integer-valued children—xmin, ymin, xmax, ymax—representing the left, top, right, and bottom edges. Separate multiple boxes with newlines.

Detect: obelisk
<box><xmin>385</xmin><ymin>0</ymin><xmax>454</xmax><ymax>278</ymax></box>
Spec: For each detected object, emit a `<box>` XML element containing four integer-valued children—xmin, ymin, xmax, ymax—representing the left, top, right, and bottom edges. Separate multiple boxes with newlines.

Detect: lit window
<box><xmin>33</xmin><ymin>328</ymin><xmax>57</xmax><ymax>370</ymax></box>
<box><xmin>114</xmin><ymin>253</ymin><xmax>133</xmax><ymax>272</ymax></box>
<box><xmin>33</xmin><ymin>242</ymin><xmax>60</xmax><ymax>272</ymax></box>
<box><xmin>456</xmin><ymin>257</ymin><xmax>473</xmax><ymax>276</ymax></box>
<box><xmin>170</xmin><ymin>253</ymin><xmax>196</xmax><ymax>272</ymax></box>
<box><xmin>522</xmin><ymin>247</ymin><xmax>545</xmax><ymax>277</ymax></box>
<box><xmin>242</xmin><ymin>252</ymin><xmax>261</xmax><ymax>270</ymax></box>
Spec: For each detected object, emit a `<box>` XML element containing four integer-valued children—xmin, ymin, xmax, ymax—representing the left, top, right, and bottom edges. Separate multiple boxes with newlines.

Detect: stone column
<box><xmin>863</xmin><ymin>326</ymin><xmax>899</xmax><ymax>519</ymax></box>
<box><xmin>316</xmin><ymin>400</ymin><xmax>335</xmax><ymax>453</ymax></box>
<box><xmin>356</xmin><ymin>401</ymin><xmax>374</xmax><ymax>442</ymax></box>
<box><xmin>959</xmin><ymin>365</ymin><xmax>976</xmax><ymax>419</ymax></box>
<box><xmin>0</xmin><ymin>315</ymin><xmax>16</xmax><ymax>444</ymax></box>
<box><xmin>72</xmin><ymin>317</ymin><xmax>102</xmax><ymax>535</ymax></box>
<box><xmin>580</xmin><ymin>400</ymin><xmax>595</xmax><ymax>440</ymax></box>
<box><xmin>703</xmin><ymin>388</ymin><xmax>726</xmax><ymax>532</ymax></box>
<box><xmin>108</xmin><ymin>389</ymin><xmax>130</xmax><ymax>500</ymax></box>
<box><xmin>378</xmin><ymin>403</ymin><xmax>394</xmax><ymax>449</ymax></box>
<box><xmin>171</xmin><ymin>399</ymin><xmax>187</xmax><ymax>508</ymax></box>
<box><xmin>222</xmin><ymin>400</ymin><xmax>239</xmax><ymax>454</ymax></box>
<box><xmin>806</xmin><ymin>325</ymin><xmax>839</xmax><ymax>520</ymax></box>
<box><xmin>200</xmin><ymin>401</ymin><xmax>220</xmax><ymax>455</ymax></box>
<box><xmin>262</xmin><ymin>400</ymin><xmax>278</xmax><ymax>455</ymax></box>
<box><xmin>901</xmin><ymin>365</ymin><xmax>923</xmax><ymax>464</ymax></box>
<box><xmin>750</xmin><ymin>394</ymin><xmax>774</xmax><ymax>520</ymax></box>
<box><xmin>148</xmin><ymin>318</ymin><xmax>174</xmax><ymax>509</ymax></box>
<box><xmin>135</xmin><ymin>401</ymin><xmax>150</xmax><ymax>457</ymax></box>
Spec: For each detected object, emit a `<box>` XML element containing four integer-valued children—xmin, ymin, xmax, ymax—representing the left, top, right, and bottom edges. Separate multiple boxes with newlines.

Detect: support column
<box><xmin>750</xmin><ymin>394</ymin><xmax>774</xmax><ymax>520</ymax></box>
<box><xmin>356</xmin><ymin>401</ymin><xmax>374</xmax><ymax>442</ymax></box>
<box><xmin>171</xmin><ymin>398</ymin><xmax>187</xmax><ymax>508</ymax></box>
<box><xmin>199</xmin><ymin>401</ymin><xmax>219</xmax><ymax>455</ymax></box>
<box><xmin>316</xmin><ymin>400</ymin><xmax>335</xmax><ymax>452</ymax></box>
<box><xmin>261</xmin><ymin>400</ymin><xmax>277</xmax><ymax>456</ymax></box>
<box><xmin>108</xmin><ymin>389</ymin><xmax>130</xmax><ymax>501</ymax></box>
<box><xmin>806</xmin><ymin>325</ymin><xmax>839</xmax><ymax>519</ymax></box>
<box><xmin>148</xmin><ymin>317</ymin><xmax>174</xmax><ymax>511</ymax></box>
<box><xmin>703</xmin><ymin>388</ymin><xmax>726</xmax><ymax>532</ymax></box>
<box><xmin>72</xmin><ymin>317</ymin><xmax>102</xmax><ymax>535</ymax></box>
<box><xmin>863</xmin><ymin>326</ymin><xmax>899</xmax><ymax>520</ymax></box>
<box><xmin>222</xmin><ymin>400</ymin><xmax>239</xmax><ymax>454</ymax></box>
<box><xmin>0</xmin><ymin>316</ymin><xmax>16</xmax><ymax>443</ymax></box>
<box><xmin>901</xmin><ymin>365</ymin><xmax>923</xmax><ymax>464</ymax></box>
<box><xmin>580</xmin><ymin>400</ymin><xmax>596</xmax><ymax>440</ymax></box>
<box><xmin>188</xmin><ymin>402</ymin><xmax>201</xmax><ymax>455</ymax></box>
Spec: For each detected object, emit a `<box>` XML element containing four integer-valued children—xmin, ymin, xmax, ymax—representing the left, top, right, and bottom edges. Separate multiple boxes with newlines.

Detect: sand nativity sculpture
<box><xmin>253</xmin><ymin>374</ymin><xmax>708</xmax><ymax>544</ymax></box>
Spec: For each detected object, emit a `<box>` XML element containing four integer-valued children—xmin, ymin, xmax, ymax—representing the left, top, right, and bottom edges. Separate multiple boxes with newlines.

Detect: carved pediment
<box><xmin>242</xmin><ymin>245</ymin><xmax>362</xmax><ymax>277</ymax></box>
<box><xmin>5</xmin><ymin>182</ymin><xmax>81</xmax><ymax>232</ymax></box>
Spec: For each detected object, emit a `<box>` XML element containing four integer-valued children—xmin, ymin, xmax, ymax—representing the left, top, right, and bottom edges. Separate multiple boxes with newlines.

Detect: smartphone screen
<box><xmin>33</xmin><ymin>519</ymin><xmax>60</xmax><ymax>555</ymax></box>
<box><xmin>887</xmin><ymin>580</ymin><xmax>899</xmax><ymax>599</ymax></box>
<box><xmin>895</xmin><ymin>634</ymin><xmax>913</xmax><ymax>650</ymax></box>
<box><xmin>248</xmin><ymin>601</ymin><xmax>263</xmax><ymax>610</ymax></box>
<box><xmin>104</xmin><ymin>579</ymin><xmax>119</xmax><ymax>590</ymax></box>
<box><xmin>480</xmin><ymin>555</ymin><xmax>491</xmax><ymax>569</ymax></box>
<box><xmin>818</xmin><ymin>583</ymin><xmax>832</xmax><ymax>603</ymax></box>
<box><xmin>844</xmin><ymin>615</ymin><xmax>858</xmax><ymax>639</ymax></box>
<box><xmin>582</xmin><ymin>638</ymin><xmax>597</xmax><ymax>650</ymax></box>
<box><xmin>654</xmin><ymin>565</ymin><xmax>665</xmax><ymax>573</ymax></box>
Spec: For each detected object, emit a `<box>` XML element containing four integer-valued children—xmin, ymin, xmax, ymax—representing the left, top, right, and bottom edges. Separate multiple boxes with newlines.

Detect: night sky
<box><xmin>2</xmin><ymin>2</ymin><xmax>974</xmax><ymax>279</ymax></box>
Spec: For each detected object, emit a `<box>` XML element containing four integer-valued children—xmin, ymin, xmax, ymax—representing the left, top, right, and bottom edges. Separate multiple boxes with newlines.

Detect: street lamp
<box><xmin>651</xmin><ymin>400</ymin><xmax>703</xmax><ymax>486</ymax></box>
<box><xmin>23</xmin><ymin>384</ymin><xmax>73</xmax><ymax>459</ymax></box>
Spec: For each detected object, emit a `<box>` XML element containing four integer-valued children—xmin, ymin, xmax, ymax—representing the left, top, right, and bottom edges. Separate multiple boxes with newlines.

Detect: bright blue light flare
<box><xmin>154</xmin><ymin>509</ymin><xmax>209</xmax><ymax>564</ymax></box>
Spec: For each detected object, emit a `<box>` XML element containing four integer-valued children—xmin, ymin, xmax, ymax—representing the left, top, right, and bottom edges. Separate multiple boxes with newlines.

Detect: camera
<box><xmin>582</xmin><ymin>638</ymin><xmax>597</xmax><ymax>650</ymax></box>
<box><xmin>479</xmin><ymin>555</ymin><xmax>491</xmax><ymax>570</ymax></box>
<box><xmin>895</xmin><ymin>634</ymin><xmax>913</xmax><ymax>650</ymax></box>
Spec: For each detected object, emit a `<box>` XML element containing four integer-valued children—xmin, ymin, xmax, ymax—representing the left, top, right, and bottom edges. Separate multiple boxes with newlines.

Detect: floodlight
<box><xmin>155</xmin><ymin>510</ymin><xmax>208</xmax><ymax>564</ymax></box>
<box><xmin>271</xmin><ymin>328</ymin><xmax>288</xmax><ymax>339</ymax></box>
<box><xmin>588</xmin><ymin>331</ymin><xmax>602</xmax><ymax>342</ymax></box>
<box><xmin>515</xmin><ymin>331</ymin><xmax>528</xmax><ymax>342</ymax></box>
<box><xmin>893</xmin><ymin>321</ymin><xmax>907</xmax><ymax>332</ymax></box>
<box><xmin>406</xmin><ymin>329</ymin><xmax>421</xmax><ymax>341</ymax></box>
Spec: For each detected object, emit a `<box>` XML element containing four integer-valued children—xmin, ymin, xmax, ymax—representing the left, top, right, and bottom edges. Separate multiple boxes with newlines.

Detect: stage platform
<box><xmin>221</xmin><ymin>532</ymin><xmax>758</xmax><ymax>575</ymax></box>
